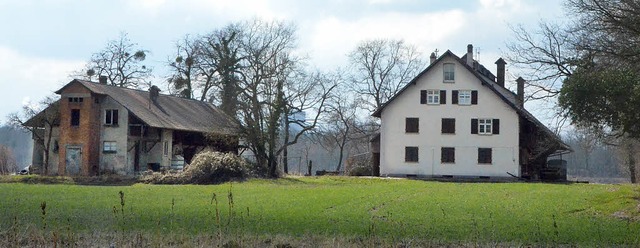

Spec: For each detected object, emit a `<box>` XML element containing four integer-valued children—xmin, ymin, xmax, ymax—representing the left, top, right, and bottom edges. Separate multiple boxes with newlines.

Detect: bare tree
<box><xmin>168</xmin><ymin>35</ymin><xmax>200</xmax><ymax>99</ymax></box>
<box><xmin>348</xmin><ymin>39</ymin><xmax>423</xmax><ymax>112</ymax></box>
<box><xmin>229</xmin><ymin>19</ymin><xmax>336</xmax><ymax>177</ymax></box>
<box><xmin>7</xmin><ymin>96</ymin><xmax>59</xmax><ymax>175</ymax></box>
<box><xmin>505</xmin><ymin>23</ymin><xmax>579</xmax><ymax>101</ymax></box>
<box><xmin>81</xmin><ymin>33</ymin><xmax>152</xmax><ymax>88</ymax></box>
<box><xmin>0</xmin><ymin>145</ymin><xmax>17</xmax><ymax>174</ymax></box>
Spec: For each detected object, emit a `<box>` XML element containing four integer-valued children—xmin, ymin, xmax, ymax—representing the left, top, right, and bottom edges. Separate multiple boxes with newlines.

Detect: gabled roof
<box><xmin>55</xmin><ymin>79</ymin><xmax>238</xmax><ymax>134</ymax></box>
<box><xmin>372</xmin><ymin>50</ymin><xmax>571</xmax><ymax>152</ymax></box>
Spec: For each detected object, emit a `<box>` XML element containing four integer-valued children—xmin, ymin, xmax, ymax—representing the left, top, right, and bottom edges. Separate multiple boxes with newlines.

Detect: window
<box><xmin>443</xmin><ymin>63</ymin><xmax>455</xmax><ymax>82</ymax></box>
<box><xmin>441</xmin><ymin>147</ymin><xmax>455</xmax><ymax>163</ymax></box>
<box><xmin>105</xmin><ymin>109</ymin><xmax>119</xmax><ymax>126</ymax></box>
<box><xmin>441</xmin><ymin>118</ymin><xmax>456</xmax><ymax>134</ymax></box>
<box><xmin>163</xmin><ymin>141</ymin><xmax>169</xmax><ymax>156</ymax></box>
<box><xmin>478</xmin><ymin>148</ymin><xmax>492</xmax><ymax>164</ymax></box>
<box><xmin>70</xmin><ymin>109</ymin><xmax>80</xmax><ymax>126</ymax></box>
<box><xmin>405</xmin><ymin>118</ymin><xmax>419</xmax><ymax>133</ymax></box>
<box><xmin>458</xmin><ymin>90</ymin><xmax>471</xmax><ymax>105</ymax></box>
<box><xmin>421</xmin><ymin>90</ymin><xmax>446</xmax><ymax>104</ymax></box>
<box><xmin>405</xmin><ymin>146</ymin><xmax>418</xmax><ymax>162</ymax></box>
<box><xmin>452</xmin><ymin>90</ymin><xmax>478</xmax><ymax>105</ymax></box>
<box><xmin>478</xmin><ymin>119</ymin><xmax>492</xmax><ymax>135</ymax></box>
<box><xmin>427</xmin><ymin>90</ymin><xmax>439</xmax><ymax>104</ymax></box>
<box><xmin>471</xmin><ymin>119</ymin><xmax>500</xmax><ymax>135</ymax></box>
<box><xmin>68</xmin><ymin>97</ymin><xmax>83</xmax><ymax>103</ymax></box>
<box><xmin>103</xmin><ymin>141</ymin><xmax>117</xmax><ymax>153</ymax></box>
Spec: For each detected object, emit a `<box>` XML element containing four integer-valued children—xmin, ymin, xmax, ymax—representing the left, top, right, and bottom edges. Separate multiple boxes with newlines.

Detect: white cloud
<box><xmin>0</xmin><ymin>46</ymin><xmax>83</xmax><ymax>122</ymax></box>
<box><xmin>307</xmin><ymin>10</ymin><xmax>466</xmax><ymax>69</ymax></box>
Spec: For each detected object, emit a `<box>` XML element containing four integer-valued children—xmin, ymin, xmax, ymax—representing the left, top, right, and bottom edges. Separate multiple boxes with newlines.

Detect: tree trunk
<box><xmin>628</xmin><ymin>142</ymin><xmax>637</xmax><ymax>184</ymax></box>
<box><xmin>283</xmin><ymin>116</ymin><xmax>289</xmax><ymax>174</ymax></box>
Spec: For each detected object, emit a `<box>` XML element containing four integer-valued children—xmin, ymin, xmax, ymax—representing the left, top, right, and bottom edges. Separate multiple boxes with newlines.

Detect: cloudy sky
<box><xmin>0</xmin><ymin>0</ymin><xmax>566</xmax><ymax>124</ymax></box>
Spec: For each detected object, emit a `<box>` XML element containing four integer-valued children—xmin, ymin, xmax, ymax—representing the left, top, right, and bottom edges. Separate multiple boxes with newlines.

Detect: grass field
<box><xmin>0</xmin><ymin>176</ymin><xmax>639</xmax><ymax>247</ymax></box>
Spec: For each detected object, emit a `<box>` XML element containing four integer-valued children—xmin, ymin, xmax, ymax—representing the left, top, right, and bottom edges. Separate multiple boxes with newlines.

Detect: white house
<box><xmin>372</xmin><ymin>45</ymin><xmax>571</xmax><ymax>179</ymax></box>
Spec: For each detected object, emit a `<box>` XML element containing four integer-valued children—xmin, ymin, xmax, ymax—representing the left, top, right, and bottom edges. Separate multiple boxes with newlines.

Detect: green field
<box><xmin>1</xmin><ymin>176</ymin><xmax>639</xmax><ymax>247</ymax></box>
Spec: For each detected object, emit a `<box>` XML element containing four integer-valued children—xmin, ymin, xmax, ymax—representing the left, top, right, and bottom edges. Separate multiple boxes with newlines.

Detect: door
<box><xmin>65</xmin><ymin>146</ymin><xmax>82</xmax><ymax>175</ymax></box>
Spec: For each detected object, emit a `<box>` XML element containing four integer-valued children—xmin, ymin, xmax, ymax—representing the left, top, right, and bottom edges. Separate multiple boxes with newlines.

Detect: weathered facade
<box><xmin>27</xmin><ymin>79</ymin><xmax>237</xmax><ymax>176</ymax></box>
<box><xmin>372</xmin><ymin>45</ymin><xmax>571</xmax><ymax>179</ymax></box>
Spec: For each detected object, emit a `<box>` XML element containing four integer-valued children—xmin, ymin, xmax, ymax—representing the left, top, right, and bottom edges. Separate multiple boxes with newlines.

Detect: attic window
<box><xmin>68</xmin><ymin>97</ymin><xmax>83</xmax><ymax>103</ymax></box>
<box><xmin>443</xmin><ymin>63</ymin><xmax>455</xmax><ymax>82</ymax></box>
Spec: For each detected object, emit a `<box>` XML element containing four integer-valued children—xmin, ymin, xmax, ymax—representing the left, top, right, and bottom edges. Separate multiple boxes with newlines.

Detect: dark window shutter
<box><xmin>492</xmin><ymin>119</ymin><xmax>499</xmax><ymax>134</ymax></box>
<box><xmin>452</xmin><ymin>90</ymin><xmax>458</xmax><ymax>104</ymax></box>
<box><xmin>113</xmin><ymin>110</ymin><xmax>119</xmax><ymax>125</ymax></box>
<box><xmin>440</xmin><ymin>90</ymin><xmax>446</xmax><ymax>104</ymax></box>
<box><xmin>406</xmin><ymin>118</ymin><xmax>419</xmax><ymax>133</ymax></box>
<box><xmin>471</xmin><ymin>119</ymin><xmax>478</xmax><ymax>134</ymax></box>
<box><xmin>420</xmin><ymin>90</ymin><xmax>427</xmax><ymax>104</ymax></box>
<box><xmin>471</xmin><ymin>90</ymin><xmax>478</xmax><ymax>105</ymax></box>
<box><xmin>105</xmin><ymin>110</ymin><xmax>111</xmax><ymax>124</ymax></box>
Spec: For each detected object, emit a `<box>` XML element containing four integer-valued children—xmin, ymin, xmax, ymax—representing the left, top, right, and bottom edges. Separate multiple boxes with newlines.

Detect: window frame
<box><xmin>477</xmin><ymin>148</ymin><xmax>492</xmax><ymax>164</ymax></box>
<box><xmin>441</xmin><ymin>147</ymin><xmax>455</xmax><ymax>164</ymax></box>
<box><xmin>68</xmin><ymin>97</ymin><xmax>83</xmax><ymax>103</ymax></box>
<box><xmin>405</xmin><ymin>146</ymin><xmax>419</xmax><ymax>163</ymax></box>
<box><xmin>443</xmin><ymin>63</ymin><xmax>455</xmax><ymax>82</ymax></box>
<box><xmin>426</xmin><ymin>90</ymin><xmax>440</xmax><ymax>105</ymax></box>
<box><xmin>105</xmin><ymin>109</ymin><xmax>119</xmax><ymax>126</ymax></box>
<box><xmin>405</xmin><ymin>118</ymin><xmax>419</xmax><ymax>133</ymax></box>
<box><xmin>478</xmin><ymin>119</ymin><xmax>493</xmax><ymax>135</ymax></box>
<box><xmin>103</xmin><ymin>141</ymin><xmax>117</xmax><ymax>153</ymax></box>
<box><xmin>458</xmin><ymin>90</ymin><xmax>472</xmax><ymax>105</ymax></box>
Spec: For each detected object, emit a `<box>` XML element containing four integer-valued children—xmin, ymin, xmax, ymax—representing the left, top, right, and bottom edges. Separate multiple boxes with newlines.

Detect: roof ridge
<box><xmin>75</xmin><ymin>79</ymin><xmax>216</xmax><ymax>106</ymax></box>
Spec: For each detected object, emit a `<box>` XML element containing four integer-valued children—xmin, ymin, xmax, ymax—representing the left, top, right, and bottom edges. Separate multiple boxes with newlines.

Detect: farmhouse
<box><xmin>25</xmin><ymin>78</ymin><xmax>238</xmax><ymax>176</ymax></box>
<box><xmin>372</xmin><ymin>44</ymin><xmax>571</xmax><ymax>179</ymax></box>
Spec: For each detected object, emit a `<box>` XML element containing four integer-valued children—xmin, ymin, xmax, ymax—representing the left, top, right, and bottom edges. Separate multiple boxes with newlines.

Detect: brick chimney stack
<box><xmin>430</xmin><ymin>52</ymin><xmax>437</xmax><ymax>64</ymax></box>
<box><xmin>149</xmin><ymin>85</ymin><xmax>160</xmax><ymax>108</ymax></box>
<box><xmin>466</xmin><ymin>44</ymin><xmax>473</xmax><ymax>67</ymax></box>
<box><xmin>516</xmin><ymin>77</ymin><xmax>525</xmax><ymax>108</ymax></box>
<box><xmin>495</xmin><ymin>58</ymin><xmax>506</xmax><ymax>87</ymax></box>
<box><xmin>99</xmin><ymin>75</ymin><xmax>108</xmax><ymax>85</ymax></box>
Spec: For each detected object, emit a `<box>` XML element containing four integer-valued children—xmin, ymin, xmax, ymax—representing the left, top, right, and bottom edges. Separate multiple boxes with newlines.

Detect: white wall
<box><xmin>99</xmin><ymin>96</ymin><xmax>130</xmax><ymax>175</ymax></box>
<box><xmin>379</xmin><ymin>56</ymin><xmax>520</xmax><ymax>177</ymax></box>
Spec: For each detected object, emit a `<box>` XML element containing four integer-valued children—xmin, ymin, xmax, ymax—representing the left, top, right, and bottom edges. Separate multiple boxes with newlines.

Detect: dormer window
<box><xmin>443</xmin><ymin>63</ymin><xmax>455</xmax><ymax>82</ymax></box>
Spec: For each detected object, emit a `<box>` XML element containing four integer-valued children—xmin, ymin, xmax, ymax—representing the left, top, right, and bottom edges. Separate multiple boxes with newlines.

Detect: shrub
<box><xmin>183</xmin><ymin>151</ymin><xmax>250</xmax><ymax>184</ymax></box>
<box><xmin>347</xmin><ymin>165</ymin><xmax>372</xmax><ymax>176</ymax></box>
<box><xmin>142</xmin><ymin>151</ymin><xmax>251</xmax><ymax>184</ymax></box>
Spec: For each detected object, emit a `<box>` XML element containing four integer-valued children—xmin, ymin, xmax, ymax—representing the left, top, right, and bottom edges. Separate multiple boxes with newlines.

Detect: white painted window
<box><xmin>443</xmin><ymin>63</ymin><xmax>455</xmax><ymax>82</ymax></box>
<box><xmin>458</xmin><ymin>90</ymin><xmax>471</xmax><ymax>105</ymax></box>
<box><xmin>103</xmin><ymin>141</ymin><xmax>117</xmax><ymax>153</ymax></box>
<box><xmin>478</xmin><ymin>119</ymin><xmax>493</xmax><ymax>135</ymax></box>
<box><xmin>427</xmin><ymin>90</ymin><xmax>440</xmax><ymax>104</ymax></box>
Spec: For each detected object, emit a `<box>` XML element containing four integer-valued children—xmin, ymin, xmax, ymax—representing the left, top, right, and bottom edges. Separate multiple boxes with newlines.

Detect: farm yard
<box><xmin>0</xmin><ymin>176</ymin><xmax>639</xmax><ymax>247</ymax></box>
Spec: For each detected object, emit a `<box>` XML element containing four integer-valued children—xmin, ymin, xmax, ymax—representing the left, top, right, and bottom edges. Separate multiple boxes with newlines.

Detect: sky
<box><xmin>0</xmin><ymin>0</ymin><xmax>567</xmax><ymax>125</ymax></box>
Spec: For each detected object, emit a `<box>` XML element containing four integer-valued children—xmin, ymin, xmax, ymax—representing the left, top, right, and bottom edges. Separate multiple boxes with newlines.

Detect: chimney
<box><xmin>516</xmin><ymin>77</ymin><xmax>525</xmax><ymax>108</ymax></box>
<box><xmin>495</xmin><ymin>58</ymin><xmax>506</xmax><ymax>87</ymax></box>
<box><xmin>466</xmin><ymin>44</ymin><xmax>473</xmax><ymax>66</ymax></box>
<box><xmin>99</xmin><ymin>75</ymin><xmax>108</xmax><ymax>85</ymax></box>
<box><xmin>149</xmin><ymin>85</ymin><xmax>160</xmax><ymax>107</ymax></box>
<box><xmin>430</xmin><ymin>52</ymin><xmax>437</xmax><ymax>64</ymax></box>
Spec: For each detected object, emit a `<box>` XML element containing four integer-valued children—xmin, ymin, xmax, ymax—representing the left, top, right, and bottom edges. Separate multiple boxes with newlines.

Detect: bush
<box><xmin>347</xmin><ymin>165</ymin><xmax>372</xmax><ymax>176</ymax></box>
<box><xmin>142</xmin><ymin>151</ymin><xmax>251</xmax><ymax>184</ymax></box>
